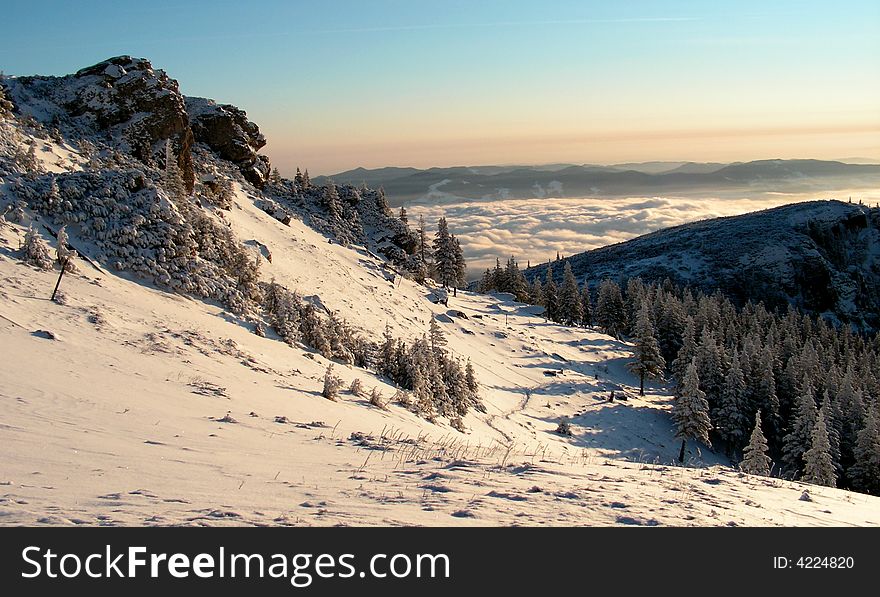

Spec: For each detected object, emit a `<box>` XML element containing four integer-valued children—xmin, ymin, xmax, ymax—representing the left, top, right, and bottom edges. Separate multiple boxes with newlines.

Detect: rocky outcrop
<box><xmin>5</xmin><ymin>56</ymin><xmax>274</xmax><ymax>191</ymax></box>
<box><xmin>6</xmin><ymin>56</ymin><xmax>195</xmax><ymax>192</ymax></box>
<box><xmin>186</xmin><ymin>97</ymin><xmax>270</xmax><ymax>187</ymax></box>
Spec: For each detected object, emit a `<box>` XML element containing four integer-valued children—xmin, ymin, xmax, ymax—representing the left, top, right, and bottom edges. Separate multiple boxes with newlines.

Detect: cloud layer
<box><xmin>409</xmin><ymin>190</ymin><xmax>880</xmax><ymax>277</ymax></box>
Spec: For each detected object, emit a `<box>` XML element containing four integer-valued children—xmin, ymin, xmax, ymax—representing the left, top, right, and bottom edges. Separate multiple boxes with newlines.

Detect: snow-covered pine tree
<box><xmin>580</xmin><ymin>281</ymin><xmax>592</xmax><ymax>326</ymax></box>
<box><xmin>22</xmin><ymin>225</ymin><xmax>53</xmax><ymax>270</ymax></box>
<box><xmin>465</xmin><ymin>359</ymin><xmax>484</xmax><ymax>412</ymax></box>
<box><xmin>802</xmin><ymin>408</ymin><xmax>836</xmax><ymax>487</ymax></box>
<box><xmin>715</xmin><ymin>349</ymin><xmax>749</xmax><ymax>454</ymax></box>
<box><xmin>656</xmin><ymin>294</ymin><xmax>685</xmax><ymax>364</ymax></box>
<box><xmin>672</xmin><ymin>360</ymin><xmax>713</xmax><ymax>463</ymax></box>
<box><xmin>322</xmin><ymin>363</ymin><xmax>343</xmax><ymax>401</ymax></box>
<box><xmin>45</xmin><ymin>175</ymin><xmax>60</xmax><ymax>211</ymax></box>
<box><xmin>505</xmin><ymin>257</ymin><xmax>528</xmax><ymax>302</ymax></box>
<box><xmin>671</xmin><ymin>316</ymin><xmax>697</xmax><ymax>391</ymax></box>
<box><xmin>429</xmin><ymin>316</ymin><xmax>447</xmax><ymax>355</ymax></box>
<box><xmin>477</xmin><ymin>268</ymin><xmax>492</xmax><ymax>292</ymax></box>
<box><xmin>300</xmin><ymin>303</ymin><xmax>332</xmax><ymax>357</ymax></box>
<box><xmin>322</xmin><ymin>182</ymin><xmax>342</xmax><ymax>221</ymax></box>
<box><xmin>625</xmin><ymin>278</ymin><xmax>647</xmax><ymax>334</ymax></box>
<box><xmin>409</xmin><ymin>337</ymin><xmax>435</xmax><ymax>419</ymax></box>
<box><xmin>752</xmin><ymin>344</ymin><xmax>782</xmax><ymax>444</ymax></box>
<box><xmin>55</xmin><ymin>225</ymin><xmax>77</xmax><ymax>272</ymax></box>
<box><xmin>530</xmin><ymin>276</ymin><xmax>544</xmax><ymax>307</ymax></box>
<box><xmin>7</xmin><ymin>200</ymin><xmax>26</xmax><ymax>223</ymax></box>
<box><xmin>399</xmin><ymin>206</ymin><xmax>408</xmax><ymax>226</ymax></box>
<box><xmin>626</xmin><ymin>300</ymin><xmax>665</xmax><ymax>396</ymax></box>
<box><xmin>740</xmin><ymin>411</ymin><xmax>772</xmax><ymax>476</ymax></box>
<box><xmin>451</xmin><ymin>235</ymin><xmax>466</xmax><ymax>290</ymax></box>
<box><xmin>492</xmin><ymin>258</ymin><xmax>505</xmax><ymax>292</ymax></box>
<box><xmin>695</xmin><ymin>327</ymin><xmax>725</xmax><ymax>409</ymax></box>
<box><xmin>848</xmin><ymin>405</ymin><xmax>880</xmax><ymax>494</ymax></box>
<box><xmin>543</xmin><ymin>265</ymin><xmax>558</xmax><ymax>322</ymax></box>
<box><xmin>432</xmin><ymin>216</ymin><xmax>457</xmax><ymax>288</ymax></box>
<box><xmin>558</xmin><ymin>262</ymin><xmax>583</xmax><ymax>325</ymax></box>
<box><xmin>820</xmin><ymin>390</ymin><xmax>843</xmax><ymax>478</ymax></box>
<box><xmin>595</xmin><ymin>278</ymin><xmax>626</xmax><ymax>338</ymax></box>
<box><xmin>21</xmin><ymin>143</ymin><xmax>41</xmax><ymax>175</ymax></box>
<box><xmin>782</xmin><ymin>378</ymin><xmax>819</xmax><ymax>478</ymax></box>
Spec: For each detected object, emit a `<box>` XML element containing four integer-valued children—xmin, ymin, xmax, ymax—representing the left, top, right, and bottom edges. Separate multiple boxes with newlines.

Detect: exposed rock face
<box><xmin>526</xmin><ymin>201</ymin><xmax>880</xmax><ymax>331</ymax></box>
<box><xmin>7</xmin><ymin>56</ymin><xmax>195</xmax><ymax>192</ymax></box>
<box><xmin>5</xmin><ymin>57</ymin><xmax>275</xmax><ymax>193</ymax></box>
<box><xmin>186</xmin><ymin>97</ymin><xmax>270</xmax><ymax>187</ymax></box>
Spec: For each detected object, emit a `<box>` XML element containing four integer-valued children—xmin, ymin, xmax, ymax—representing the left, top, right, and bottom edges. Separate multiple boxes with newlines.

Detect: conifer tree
<box><xmin>848</xmin><ymin>406</ymin><xmax>880</xmax><ymax>494</ymax></box>
<box><xmin>543</xmin><ymin>265</ymin><xmax>558</xmax><ymax>322</ymax></box>
<box><xmin>802</xmin><ymin>409</ymin><xmax>836</xmax><ymax>487</ymax></box>
<box><xmin>740</xmin><ymin>411</ymin><xmax>772</xmax><ymax>476</ymax></box>
<box><xmin>22</xmin><ymin>225</ymin><xmax>53</xmax><ymax>270</ymax></box>
<box><xmin>656</xmin><ymin>295</ymin><xmax>685</xmax><ymax>364</ymax></box>
<box><xmin>492</xmin><ymin>258</ymin><xmax>505</xmax><ymax>292</ymax></box>
<box><xmin>753</xmin><ymin>345</ymin><xmax>782</xmax><ymax>443</ymax></box>
<box><xmin>55</xmin><ymin>225</ymin><xmax>77</xmax><ymax>272</ymax></box>
<box><xmin>429</xmin><ymin>316</ymin><xmax>447</xmax><ymax>355</ymax></box>
<box><xmin>505</xmin><ymin>257</ymin><xmax>528</xmax><ymax>302</ymax></box>
<box><xmin>399</xmin><ymin>206</ymin><xmax>408</xmax><ymax>226</ymax></box>
<box><xmin>451</xmin><ymin>235</ymin><xmax>467</xmax><ymax>290</ymax></box>
<box><xmin>530</xmin><ymin>276</ymin><xmax>544</xmax><ymax>306</ymax></box>
<box><xmin>465</xmin><ymin>359</ymin><xmax>483</xmax><ymax>412</ymax></box>
<box><xmin>595</xmin><ymin>279</ymin><xmax>626</xmax><ymax>338</ymax></box>
<box><xmin>820</xmin><ymin>390</ymin><xmax>843</xmax><ymax>477</ymax></box>
<box><xmin>715</xmin><ymin>349</ymin><xmax>748</xmax><ymax>454</ymax></box>
<box><xmin>627</xmin><ymin>300</ymin><xmax>665</xmax><ymax>395</ymax></box>
<box><xmin>671</xmin><ymin>317</ymin><xmax>697</xmax><ymax>391</ymax></box>
<box><xmin>322</xmin><ymin>364</ymin><xmax>343</xmax><ymax>401</ymax></box>
<box><xmin>558</xmin><ymin>262</ymin><xmax>583</xmax><ymax>325</ymax></box>
<box><xmin>432</xmin><ymin>216</ymin><xmax>457</xmax><ymax>288</ymax></box>
<box><xmin>695</xmin><ymin>327</ymin><xmax>726</xmax><ymax>409</ymax></box>
<box><xmin>672</xmin><ymin>360</ymin><xmax>712</xmax><ymax>463</ymax></box>
<box><xmin>782</xmin><ymin>378</ymin><xmax>819</xmax><ymax>477</ymax></box>
<box><xmin>322</xmin><ymin>182</ymin><xmax>342</xmax><ymax>221</ymax></box>
<box><xmin>580</xmin><ymin>281</ymin><xmax>592</xmax><ymax>326</ymax></box>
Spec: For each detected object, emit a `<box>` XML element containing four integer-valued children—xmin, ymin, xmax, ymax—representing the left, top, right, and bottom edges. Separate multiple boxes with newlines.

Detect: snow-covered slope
<box><xmin>527</xmin><ymin>200</ymin><xmax>880</xmax><ymax>331</ymax></box>
<box><xmin>3</xmin><ymin>192</ymin><xmax>879</xmax><ymax>526</ymax></box>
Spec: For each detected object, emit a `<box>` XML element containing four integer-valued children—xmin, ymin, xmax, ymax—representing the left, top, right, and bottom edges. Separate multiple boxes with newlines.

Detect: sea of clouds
<box><xmin>407</xmin><ymin>190</ymin><xmax>880</xmax><ymax>277</ymax></box>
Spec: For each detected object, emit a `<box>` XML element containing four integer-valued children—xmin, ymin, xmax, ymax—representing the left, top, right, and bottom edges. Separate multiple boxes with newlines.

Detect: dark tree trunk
<box><xmin>639</xmin><ymin>372</ymin><xmax>645</xmax><ymax>396</ymax></box>
<box><xmin>51</xmin><ymin>259</ymin><xmax>68</xmax><ymax>301</ymax></box>
<box><xmin>678</xmin><ymin>439</ymin><xmax>687</xmax><ymax>463</ymax></box>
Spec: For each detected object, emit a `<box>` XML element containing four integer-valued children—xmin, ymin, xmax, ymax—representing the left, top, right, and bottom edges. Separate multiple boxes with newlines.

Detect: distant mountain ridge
<box><xmin>315</xmin><ymin>159</ymin><xmax>880</xmax><ymax>206</ymax></box>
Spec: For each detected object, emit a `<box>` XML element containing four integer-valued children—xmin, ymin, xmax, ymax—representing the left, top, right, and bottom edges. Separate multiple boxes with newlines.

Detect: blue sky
<box><xmin>2</xmin><ymin>0</ymin><xmax>878</xmax><ymax>174</ymax></box>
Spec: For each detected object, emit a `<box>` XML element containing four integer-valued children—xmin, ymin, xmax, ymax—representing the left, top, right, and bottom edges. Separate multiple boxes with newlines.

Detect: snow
<box><xmin>2</xmin><ymin>209</ymin><xmax>878</xmax><ymax>526</ymax></box>
<box><xmin>2</xmin><ymin>61</ymin><xmax>878</xmax><ymax>526</ymax></box>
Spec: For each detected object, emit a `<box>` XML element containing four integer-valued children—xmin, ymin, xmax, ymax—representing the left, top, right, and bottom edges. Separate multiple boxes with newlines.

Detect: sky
<box><xmin>2</xmin><ymin>0</ymin><xmax>879</xmax><ymax>175</ymax></box>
